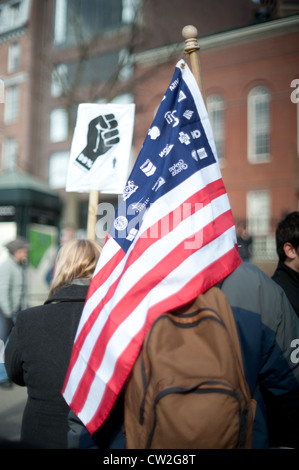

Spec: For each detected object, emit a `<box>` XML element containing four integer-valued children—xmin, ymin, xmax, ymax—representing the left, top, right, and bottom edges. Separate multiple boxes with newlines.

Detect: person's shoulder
<box><xmin>234</xmin><ymin>261</ymin><xmax>280</xmax><ymax>289</ymax></box>
<box><xmin>223</xmin><ymin>262</ymin><xmax>289</xmax><ymax>317</ymax></box>
<box><xmin>16</xmin><ymin>304</ymin><xmax>47</xmax><ymax>324</ymax></box>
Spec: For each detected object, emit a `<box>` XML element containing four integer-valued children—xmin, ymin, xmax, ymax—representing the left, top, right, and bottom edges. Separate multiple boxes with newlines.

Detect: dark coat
<box><xmin>221</xmin><ymin>262</ymin><xmax>299</xmax><ymax>449</ymax></box>
<box><xmin>5</xmin><ymin>283</ymin><xmax>89</xmax><ymax>449</ymax></box>
<box><xmin>272</xmin><ymin>260</ymin><xmax>299</xmax><ymax>318</ymax></box>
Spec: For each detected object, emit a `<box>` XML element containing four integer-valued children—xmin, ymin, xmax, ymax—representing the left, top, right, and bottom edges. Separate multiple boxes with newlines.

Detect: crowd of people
<box><xmin>0</xmin><ymin>211</ymin><xmax>298</xmax><ymax>450</ymax></box>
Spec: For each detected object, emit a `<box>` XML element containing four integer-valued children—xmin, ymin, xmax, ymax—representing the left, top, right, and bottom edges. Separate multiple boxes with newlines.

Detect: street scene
<box><xmin>0</xmin><ymin>0</ymin><xmax>298</xmax><ymax>452</ymax></box>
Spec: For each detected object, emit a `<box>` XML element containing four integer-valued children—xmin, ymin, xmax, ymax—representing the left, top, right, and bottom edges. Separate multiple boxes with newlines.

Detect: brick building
<box><xmin>0</xmin><ymin>0</ymin><xmax>298</xmax><ymax>268</ymax></box>
<box><xmin>133</xmin><ymin>12</ymin><xmax>299</xmax><ymax>266</ymax></box>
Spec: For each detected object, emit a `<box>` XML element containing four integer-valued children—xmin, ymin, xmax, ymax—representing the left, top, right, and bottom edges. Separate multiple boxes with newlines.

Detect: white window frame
<box><xmin>122</xmin><ymin>0</ymin><xmax>141</xmax><ymax>24</ymax></box>
<box><xmin>48</xmin><ymin>151</ymin><xmax>69</xmax><ymax>189</ymax></box>
<box><xmin>2</xmin><ymin>137</ymin><xmax>18</xmax><ymax>170</ymax></box>
<box><xmin>8</xmin><ymin>42</ymin><xmax>20</xmax><ymax>73</ymax></box>
<box><xmin>10</xmin><ymin>2</ymin><xmax>21</xmax><ymax>28</ymax></box>
<box><xmin>247</xmin><ymin>86</ymin><xmax>271</xmax><ymax>164</ymax></box>
<box><xmin>53</xmin><ymin>0</ymin><xmax>67</xmax><ymax>45</ymax></box>
<box><xmin>50</xmin><ymin>108</ymin><xmax>68</xmax><ymax>142</ymax></box>
<box><xmin>51</xmin><ymin>64</ymin><xmax>68</xmax><ymax>97</ymax></box>
<box><xmin>4</xmin><ymin>85</ymin><xmax>19</xmax><ymax>123</ymax></box>
<box><xmin>207</xmin><ymin>93</ymin><xmax>225</xmax><ymax>163</ymax></box>
<box><xmin>247</xmin><ymin>190</ymin><xmax>271</xmax><ymax>236</ymax></box>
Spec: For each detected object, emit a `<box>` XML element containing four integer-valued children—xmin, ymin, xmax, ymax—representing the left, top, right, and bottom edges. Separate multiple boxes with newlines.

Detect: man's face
<box><xmin>14</xmin><ymin>248</ymin><xmax>28</xmax><ymax>265</ymax></box>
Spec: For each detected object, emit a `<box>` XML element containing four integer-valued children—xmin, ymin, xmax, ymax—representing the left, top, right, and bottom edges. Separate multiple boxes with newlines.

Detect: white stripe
<box><xmin>77</xmin><ymin>225</ymin><xmax>236</xmax><ymax>423</ymax></box>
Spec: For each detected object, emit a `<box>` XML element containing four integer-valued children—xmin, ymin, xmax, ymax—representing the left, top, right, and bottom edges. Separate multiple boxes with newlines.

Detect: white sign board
<box><xmin>66</xmin><ymin>103</ymin><xmax>135</xmax><ymax>193</ymax></box>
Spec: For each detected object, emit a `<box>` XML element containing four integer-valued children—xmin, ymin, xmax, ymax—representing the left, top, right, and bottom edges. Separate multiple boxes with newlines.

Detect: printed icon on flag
<box><xmin>76</xmin><ymin>114</ymin><xmax>120</xmax><ymax>172</ymax></box>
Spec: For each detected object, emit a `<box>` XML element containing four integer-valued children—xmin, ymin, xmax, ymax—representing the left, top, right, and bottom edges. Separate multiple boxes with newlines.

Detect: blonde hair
<box><xmin>49</xmin><ymin>239</ymin><xmax>102</xmax><ymax>297</ymax></box>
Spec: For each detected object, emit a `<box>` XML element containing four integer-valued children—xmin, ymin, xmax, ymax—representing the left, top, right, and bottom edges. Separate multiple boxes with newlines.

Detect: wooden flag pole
<box><xmin>87</xmin><ymin>189</ymin><xmax>99</xmax><ymax>240</ymax></box>
<box><xmin>182</xmin><ymin>25</ymin><xmax>206</xmax><ymax>105</ymax></box>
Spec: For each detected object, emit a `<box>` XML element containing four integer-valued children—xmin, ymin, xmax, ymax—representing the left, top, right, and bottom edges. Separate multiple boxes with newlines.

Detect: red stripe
<box><xmin>68</xmin><ymin>209</ymin><xmax>236</xmax><ymax>412</ymax></box>
<box><xmin>85</xmin><ymin>246</ymin><xmax>241</xmax><ymax>434</ymax></box>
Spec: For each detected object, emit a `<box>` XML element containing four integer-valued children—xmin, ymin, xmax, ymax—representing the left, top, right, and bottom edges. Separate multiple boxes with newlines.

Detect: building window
<box><xmin>122</xmin><ymin>0</ymin><xmax>141</xmax><ymax>24</ymax></box>
<box><xmin>3</xmin><ymin>138</ymin><xmax>18</xmax><ymax>170</ymax></box>
<box><xmin>247</xmin><ymin>190</ymin><xmax>271</xmax><ymax>236</ymax></box>
<box><xmin>206</xmin><ymin>94</ymin><xmax>225</xmax><ymax>163</ymax></box>
<box><xmin>10</xmin><ymin>2</ymin><xmax>21</xmax><ymax>27</ymax></box>
<box><xmin>53</xmin><ymin>0</ymin><xmax>123</xmax><ymax>47</ymax></box>
<box><xmin>118</xmin><ymin>48</ymin><xmax>133</xmax><ymax>81</ymax></box>
<box><xmin>8</xmin><ymin>42</ymin><xmax>20</xmax><ymax>73</ymax></box>
<box><xmin>50</xmin><ymin>108</ymin><xmax>68</xmax><ymax>142</ymax></box>
<box><xmin>4</xmin><ymin>85</ymin><xmax>19</xmax><ymax>123</ymax></box>
<box><xmin>248</xmin><ymin>86</ymin><xmax>271</xmax><ymax>163</ymax></box>
<box><xmin>49</xmin><ymin>151</ymin><xmax>69</xmax><ymax>189</ymax></box>
<box><xmin>51</xmin><ymin>64</ymin><xmax>68</xmax><ymax>97</ymax></box>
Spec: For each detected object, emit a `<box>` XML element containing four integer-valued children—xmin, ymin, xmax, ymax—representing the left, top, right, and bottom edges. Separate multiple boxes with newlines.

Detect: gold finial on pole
<box><xmin>182</xmin><ymin>25</ymin><xmax>206</xmax><ymax>103</ymax></box>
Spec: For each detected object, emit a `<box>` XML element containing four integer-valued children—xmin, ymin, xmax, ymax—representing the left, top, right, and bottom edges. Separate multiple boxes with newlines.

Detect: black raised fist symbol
<box><xmin>75</xmin><ymin>114</ymin><xmax>120</xmax><ymax>171</ymax></box>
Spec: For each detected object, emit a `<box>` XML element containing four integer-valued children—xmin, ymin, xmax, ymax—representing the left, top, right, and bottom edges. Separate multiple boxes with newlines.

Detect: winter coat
<box><xmin>272</xmin><ymin>260</ymin><xmax>299</xmax><ymax>318</ymax></box>
<box><xmin>5</xmin><ymin>282</ymin><xmax>89</xmax><ymax>449</ymax></box>
<box><xmin>221</xmin><ymin>262</ymin><xmax>299</xmax><ymax>449</ymax></box>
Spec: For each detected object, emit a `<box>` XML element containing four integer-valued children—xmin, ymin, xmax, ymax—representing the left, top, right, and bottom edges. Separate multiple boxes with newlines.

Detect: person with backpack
<box><xmin>68</xmin><ymin>260</ymin><xmax>299</xmax><ymax>449</ymax></box>
<box><xmin>125</xmin><ymin>261</ymin><xmax>299</xmax><ymax>449</ymax></box>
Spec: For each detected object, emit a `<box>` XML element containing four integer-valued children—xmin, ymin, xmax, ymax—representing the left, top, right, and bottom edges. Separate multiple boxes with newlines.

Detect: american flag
<box><xmin>62</xmin><ymin>59</ymin><xmax>242</xmax><ymax>434</ymax></box>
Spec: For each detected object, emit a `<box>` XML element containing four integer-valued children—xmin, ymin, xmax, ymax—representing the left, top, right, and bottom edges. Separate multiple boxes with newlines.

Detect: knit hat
<box><xmin>6</xmin><ymin>237</ymin><xmax>30</xmax><ymax>254</ymax></box>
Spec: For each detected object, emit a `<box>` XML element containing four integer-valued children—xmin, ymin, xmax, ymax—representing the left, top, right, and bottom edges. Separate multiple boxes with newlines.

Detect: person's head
<box><xmin>49</xmin><ymin>238</ymin><xmax>102</xmax><ymax>297</ymax></box>
<box><xmin>275</xmin><ymin>211</ymin><xmax>299</xmax><ymax>271</ymax></box>
<box><xmin>6</xmin><ymin>237</ymin><xmax>29</xmax><ymax>265</ymax></box>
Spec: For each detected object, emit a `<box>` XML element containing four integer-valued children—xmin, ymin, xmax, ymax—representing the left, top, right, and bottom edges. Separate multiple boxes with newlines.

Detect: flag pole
<box><xmin>182</xmin><ymin>25</ymin><xmax>206</xmax><ymax>105</ymax></box>
<box><xmin>86</xmin><ymin>189</ymin><xmax>99</xmax><ymax>240</ymax></box>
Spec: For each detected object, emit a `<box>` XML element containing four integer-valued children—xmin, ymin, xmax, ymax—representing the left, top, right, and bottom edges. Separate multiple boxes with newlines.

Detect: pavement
<box><xmin>0</xmin><ymin>382</ymin><xmax>27</xmax><ymax>445</ymax></box>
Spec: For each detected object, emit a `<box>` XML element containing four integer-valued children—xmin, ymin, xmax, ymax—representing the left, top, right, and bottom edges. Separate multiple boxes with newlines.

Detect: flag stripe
<box><xmin>67</xmin><ymin>208</ymin><xmax>235</xmax><ymax>415</ymax></box>
<box><xmin>64</xmin><ymin>174</ymin><xmax>226</xmax><ymax>391</ymax></box>
<box><xmin>79</xmin><ymin>235</ymin><xmax>239</xmax><ymax>432</ymax></box>
<box><xmin>85</xmin><ymin>245</ymin><xmax>239</xmax><ymax>433</ymax></box>
<box><xmin>64</xmin><ymin>186</ymin><xmax>231</xmax><ymax>400</ymax></box>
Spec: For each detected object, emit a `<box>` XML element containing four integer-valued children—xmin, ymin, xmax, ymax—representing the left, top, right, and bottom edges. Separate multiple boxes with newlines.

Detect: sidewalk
<box><xmin>0</xmin><ymin>383</ymin><xmax>27</xmax><ymax>444</ymax></box>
